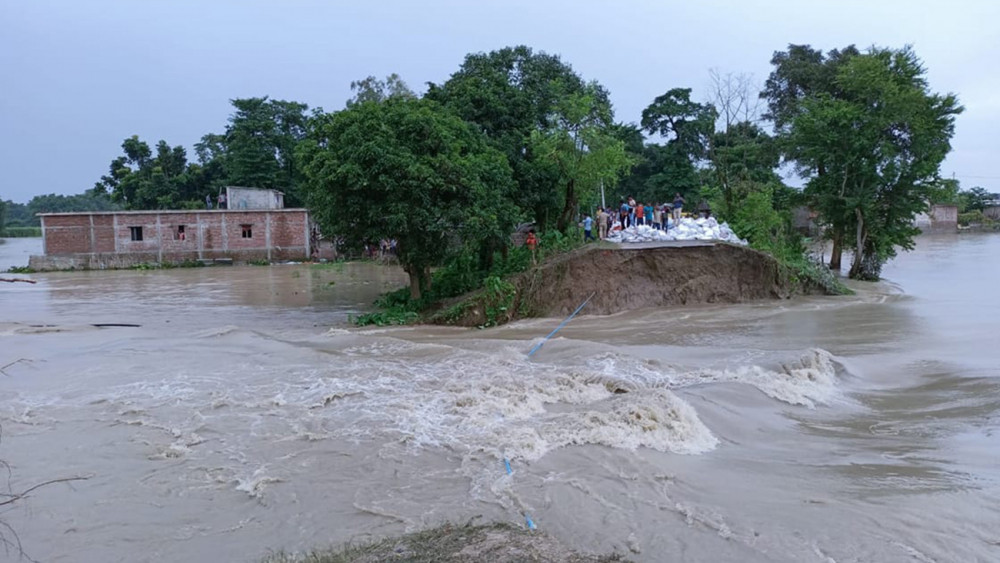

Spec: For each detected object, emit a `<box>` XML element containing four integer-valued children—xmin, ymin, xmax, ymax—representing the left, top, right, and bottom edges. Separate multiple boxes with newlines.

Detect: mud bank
<box><xmin>435</xmin><ymin>241</ymin><xmax>794</xmax><ymax>326</ymax></box>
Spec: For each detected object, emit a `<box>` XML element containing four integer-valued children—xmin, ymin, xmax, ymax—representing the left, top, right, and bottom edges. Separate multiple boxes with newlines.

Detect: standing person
<box><xmin>205</xmin><ymin>194</ymin><xmax>212</xmax><ymax>209</ymax></box>
<box><xmin>619</xmin><ymin>200</ymin><xmax>630</xmax><ymax>230</ymax></box>
<box><xmin>672</xmin><ymin>193</ymin><xmax>685</xmax><ymax>223</ymax></box>
<box><xmin>653</xmin><ymin>204</ymin><xmax>662</xmax><ymax>230</ymax></box>
<box><xmin>218</xmin><ymin>192</ymin><xmax>227</xmax><ymax>209</ymax></box>
<box><xmin>583</xmin><ymin>213</ymin><xmax>595</xmax><ymax>242</ymax></box>
<box><xmin>644</xmin><ymin>203</ymin><xmax>654</xmax><ymax>228</ymax></box>
<box><xmin>597</xmin><ymin>207</ymin><xmax>609</xmax><ymax>240</ymax></box>
<box><xmin>526</xmin><ymin>229</ymin><xmax>539</xmax><ymax>265</ymax></box>
<box><xmin>635</xmin><ymin>202</ymin><xmax>645</xmax><ymax>226</ymax></box>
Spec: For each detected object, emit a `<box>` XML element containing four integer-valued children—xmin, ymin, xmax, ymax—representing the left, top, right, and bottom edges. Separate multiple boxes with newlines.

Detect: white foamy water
<box><xmin>2</xmin><ymin>234</ymin><xmax>1000</xmax><ymax>562</ymax></box>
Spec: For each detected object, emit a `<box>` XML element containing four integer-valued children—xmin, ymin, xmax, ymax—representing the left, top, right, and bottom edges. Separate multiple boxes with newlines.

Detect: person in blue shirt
<box><xmin>582</xmin><ymin>214</ymin><xmax>595</xmax><ymax>241</ymax></box>
<box><xmin>644</xmin><ymin>204</ymin><xmax>654</xmax><ymax>227</ymax></box>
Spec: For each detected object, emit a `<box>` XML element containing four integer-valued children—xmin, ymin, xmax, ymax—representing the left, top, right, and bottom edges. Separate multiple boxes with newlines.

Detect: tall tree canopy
<box><xmin>761</xmin><ymin>44</ymin><xmax>861</xmax><ymax>268</ymax></box>
<box><xmin>222</xmin><ymin>97</ymin><xmax>310</xmax><ymax>205</ymax></box>
<box><xmin>297</xmin><ymin>98</ymin><xmax>518</xmax><ymax>299</ymax></box>
<box><xmin>426</xmin><ymin>45</ymin><xmax>615</xmax><ymax>229</ymax></box>
<box><xmin>788</xmin><ymin>46</ymin><xmax>963</xmax><ymax>280</ymax></box>
<box><xmin>346</xmin><ymin>73</ymin><xmax>416</xmax><ymax>107</ymax></box>
<box><xmin>530</xmin><ymin>83</ymin><xmax>633</xmax><ymax>230</ymax></box>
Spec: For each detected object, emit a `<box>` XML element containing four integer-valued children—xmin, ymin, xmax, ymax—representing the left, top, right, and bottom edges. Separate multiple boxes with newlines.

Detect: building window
<box><xmin>241</xmin><ymin>224</ymin><xmax>252</xmax><ymax>238</ymax></box>
<box><xmin>130</xmin><ymin>226</ymin><xmax>143</xmax><ymax>241</ymax></box>
<box><xmin>176</xmin><ymin>225</ymin><xmax>186</xmax><ymax>240</ymax></box>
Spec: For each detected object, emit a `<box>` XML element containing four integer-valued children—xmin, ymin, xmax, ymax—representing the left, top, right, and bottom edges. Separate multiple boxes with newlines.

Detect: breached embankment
<box><xmin>433</xmin><ymin>241</ymin><xmax>794</xmax><ymax>327</ymax></box>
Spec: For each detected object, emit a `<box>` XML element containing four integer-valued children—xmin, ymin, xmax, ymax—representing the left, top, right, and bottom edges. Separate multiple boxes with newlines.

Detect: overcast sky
<box><xmin>2</xmin><ymin>0</ymin><xmax>998</xmax><ymax>203</ymax></box>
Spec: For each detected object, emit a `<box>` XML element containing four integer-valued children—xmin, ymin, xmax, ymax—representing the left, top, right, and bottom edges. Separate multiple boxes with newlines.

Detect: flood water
<box><xmin>1</xmin><ymin>234</ymin><xmax>999</xmax><ymax>562</ymax></box>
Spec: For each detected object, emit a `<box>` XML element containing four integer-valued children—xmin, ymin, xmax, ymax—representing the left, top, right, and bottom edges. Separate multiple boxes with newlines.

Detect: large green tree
<box><xmin>298</xmin><ymin>98</ymin><xmax>518</xmax><ymax>299</ymax></box>
<box><xmin>761</xmin><ymin>44</ymin><xmax>860</xmax><ymax>269</ymax></box>
<box><xmin>789</xmin><ymin>46</ymin><xmax>963</xmax><ymax>280</ymax></box>
<box><xmin>638</xmin><ymin>88</ymin><xmax>717</xmax><ymax>202</ymax></box>
<box><xmin>530</xmin><ymin>83</ymin><xmax>633</xmax><ymax>231</ymax></box>
<box><xmin>94</xmin><ymin>135</ymin><xmax>200</xmax><ymax>209</ymax></box>
<box><xmin>223</xmin><ymin>97</ymin><xmax>310</xmax><ymax>205</ymax></box>
<box><xmin>426</xmin><ymin>45</ymin><xmax>611</xmax><ymax>229</ymax></box>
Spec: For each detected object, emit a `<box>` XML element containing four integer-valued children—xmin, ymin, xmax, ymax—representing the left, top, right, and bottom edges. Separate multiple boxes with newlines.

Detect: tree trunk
<box><xmin>848</xmin><ymin>208</ymin><xmax>866</xmax><ymax>279</ymax></box>
<box><xmin>556</xmin><ymin>179</ymin><xmax>577</xmax><ymax>233</ymax></box>
<box><xmin>406</xmin><ymin>266</ymin><xmax>422</xmax><ymax>300</ymax></box>
<box><xmin>828</xmin><ymin>227</ymin><xmax>843</xmax><ymax>271</ymax></box>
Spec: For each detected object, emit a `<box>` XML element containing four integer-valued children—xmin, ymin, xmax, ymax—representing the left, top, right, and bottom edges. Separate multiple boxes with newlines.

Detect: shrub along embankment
<box><xmin>429</xmin><ymin>241</ymin><xmax>805</xmax><ymax>327</ymax></box>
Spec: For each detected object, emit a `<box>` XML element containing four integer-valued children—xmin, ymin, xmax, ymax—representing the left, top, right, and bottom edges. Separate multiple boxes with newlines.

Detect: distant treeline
<box><xmin>5</xmin><ymin>43</ymin><xmax>982</xmax><ymax>286</ymax></box>
<box><xmin>0</xmin><ymin>193</ymin><xmax>119</xmax><ymax>233</ymax></box>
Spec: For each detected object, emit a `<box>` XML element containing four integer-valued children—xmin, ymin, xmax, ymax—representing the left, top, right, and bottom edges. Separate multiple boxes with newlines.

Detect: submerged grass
<box><xmin>260</xmin><ymin>522</ymin><xmax>630</xmax><ymax>563</ymax></box>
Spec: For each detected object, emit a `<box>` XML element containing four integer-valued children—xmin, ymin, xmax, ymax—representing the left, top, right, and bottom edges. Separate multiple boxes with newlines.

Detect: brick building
<box><xmin>30</xmin><ymin>209</ymin><xmax>311</xmax><ymax>270</ymax></box>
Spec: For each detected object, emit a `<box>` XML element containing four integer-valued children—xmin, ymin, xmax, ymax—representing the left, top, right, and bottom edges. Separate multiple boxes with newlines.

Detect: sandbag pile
<box><xmin>606</xmin><ymin>217</ymin><xmax>748</xmax><ymax>245</ymax></box>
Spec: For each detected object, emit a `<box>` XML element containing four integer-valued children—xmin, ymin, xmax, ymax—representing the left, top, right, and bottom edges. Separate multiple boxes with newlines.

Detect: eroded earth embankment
<box><xmin>439</xmin><ymin>242</ymin><xmax>793</xmax><ymax>326</ymax></box>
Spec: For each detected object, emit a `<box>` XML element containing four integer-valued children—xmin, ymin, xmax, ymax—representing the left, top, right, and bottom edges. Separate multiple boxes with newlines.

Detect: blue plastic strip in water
<box><xmin>526</xmin><ymin>292</ymin><xmax>596</xmax><ymax>357</ymax></box>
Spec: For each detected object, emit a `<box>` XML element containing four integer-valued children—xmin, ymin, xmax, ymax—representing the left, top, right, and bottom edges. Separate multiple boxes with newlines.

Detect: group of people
<box><xmin>583</xmin><ymin>193</ymin><xmax>690</xmax><ymax>241</ymax></box>
<box><xmin>205</xmin><ymin>193</ymin><xmax>227</xmax><ymax>209</ymax></box>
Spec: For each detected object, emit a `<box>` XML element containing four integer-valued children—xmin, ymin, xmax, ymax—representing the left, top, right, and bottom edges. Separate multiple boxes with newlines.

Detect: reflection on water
<box><xmin>1</xmin><ymin>234</ymin><xmax>1000</xmax><ymax>563</ymax></box>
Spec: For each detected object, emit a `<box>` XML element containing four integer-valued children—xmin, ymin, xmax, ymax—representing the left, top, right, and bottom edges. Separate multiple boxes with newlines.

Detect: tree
<box><xmin>960</xmin><ymin>186</ymin><xmax>995</xmax><ymax>212</ymax></box>
<box><xmin>789</xmin><ymin>46</ymin><xmax>963</xmax><ymax>280</ymax></box>
<box><xmin>703</xmin><ymin>70</ymin><xmax>784</xmax><ymax>219</ymax></box>
<box><xmin>298</xmin><ymin>98</ymin><xmax>518</xmax><ymax>299</ymax></box>
<box><xmin>224</xmin><ymin>97</ymin><xmax>310</xmax><ymax>205</ymax></box>
<box><xmin>426</xmin><ymin>45</ymin><xmax>610</xmax><ymax>229</ymax></box>
<box><xmin>762</xmin><ymin>44</ymin><xmax>860</xmax><ymax>269</ymax></box>
<box><xmin>346</xmin><ymin>73</ymin><xmax>416</xmax><ymax>107</ymax></box>
<box><xmin>95</xmin><ymin>135</ymin><xmax>196</xmax><ymax>209</ymax></box>
<box><xmin>530</xmin><ymin>83</ymin><xmax>634</xmax><ymax>231</ymax></box>
<box><xmin>638</xmin><ymin>88</ymin><xmax>717</xmax><ymax>203</ymax></box>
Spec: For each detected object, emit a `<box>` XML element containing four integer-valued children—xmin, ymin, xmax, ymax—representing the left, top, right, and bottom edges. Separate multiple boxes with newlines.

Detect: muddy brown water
<box><xmin>1</xmin><ymin>235</ymin><xmax>999</xmax><ymax>563</ymax></box>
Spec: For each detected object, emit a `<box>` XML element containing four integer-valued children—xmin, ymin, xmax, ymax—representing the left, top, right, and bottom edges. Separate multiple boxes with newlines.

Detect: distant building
<box><xmin>913</xmin><ymin>204</ymin><xmax>958</xmax><ymax>232</ymax></box>
<box><xmin>30</xmin><ymin>208</ymin><xmax>311</xmax><ymax>270</ymax></box>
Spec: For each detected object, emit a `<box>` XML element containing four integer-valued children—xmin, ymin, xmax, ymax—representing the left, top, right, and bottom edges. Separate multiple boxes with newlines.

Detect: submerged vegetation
<box><xmin>260</xmin><ymin>522</ymin><xmax>630</xmax><ymax>563</ymax></box>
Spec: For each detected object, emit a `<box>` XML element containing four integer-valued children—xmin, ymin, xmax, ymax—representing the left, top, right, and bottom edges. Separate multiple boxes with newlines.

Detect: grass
<box><xmin>4</xmin><ymin>266</ymin><xmax>35</xmax><ymax>274</ymax></box>
<box><xmin>259</xmin><ymin>522</ymin><xmax>630</xmax><ymax>563</ymax></box>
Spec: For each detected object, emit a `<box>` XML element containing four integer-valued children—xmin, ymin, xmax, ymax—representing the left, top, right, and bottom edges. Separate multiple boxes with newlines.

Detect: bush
<box><xmin>958</xmin><ymin>210</ymin><xmax>987</xmax><ymax>226</ymax></box>
<box><xmin>1</xmin><ymin>227</ymin><xmax>42</xmax><ymax>238</ymax></box>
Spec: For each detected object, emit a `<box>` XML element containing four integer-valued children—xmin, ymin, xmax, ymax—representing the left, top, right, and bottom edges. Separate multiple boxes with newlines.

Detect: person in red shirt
<box><xmin>526</xmin><ymin>230</ymin><xmax>538</xmax><ymax>264</ymax></box>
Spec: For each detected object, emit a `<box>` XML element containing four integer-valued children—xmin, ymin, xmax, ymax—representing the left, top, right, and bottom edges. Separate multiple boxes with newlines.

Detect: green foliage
<box><xmin>780</xmin><ymin>45</ymin><xmax>963</xmax><ymax>280</ymax></box>
<box><xmin>298</xmin><ymin>97</ymin><xmax>519</xmax><ymax>300</ymax></box>
<box><xmin>958</xmin><ymin>186</ymin><xmax>996</xmax><ymax>212</ymax></box>
<box><xmin>530</xmin><ymin>83</ymin><xmax>634</xmax><ymax>231</ymax></box>
<box><xmin>1</xmin><ymin>227</ymin><xmax>42</xmax><ymax>238</ymax></box>
<box><xmin>93</xmin><ymin>98</ymin><xmax>310</xmax><ymax>210</ymax></box>
<box><xmin>426</xmin><ymin>45</ymin><xmax>615</xmax><ymax>230</ymax></box>
<box><xmin>247</xmin><ymin>259</ymin><xmax>271</xmax><ymax>266</ymax></box>
<box><xmin>783</xmin><ymin>256</ymin><xmax>853</xmax><ymax>296</ymax></box>
<box><xmin>728</xmin><ymin>187</ymin><xmax>802</xmax><ymax>262</ymax></box>
<box><xmin>5</xmin><ymin>266</ymin><xmax>35</xmax><ymax>274</ymax></box>
<box><xmin>958</xmin><ymin>210</ymin><xmax>1000</xmax><ymax>229</ymax></box>
<box><xmin>224</xmin><ymin>97</ymin><xmax>310</xmax><ymax>205</ymax></box>
<box><xmin>353</xmin><ymin>308</ymin><xmax>419</xmax><ymax>326</ymax></box>
<box><xmin>481</xmin><ymin>275</ymin><xmax>516</xmax><ymax>327</ymax></box>
<box><xmin>346</xmin><ymin>73</ymin><xmax>416</xmax><ymax>107</ymax></box>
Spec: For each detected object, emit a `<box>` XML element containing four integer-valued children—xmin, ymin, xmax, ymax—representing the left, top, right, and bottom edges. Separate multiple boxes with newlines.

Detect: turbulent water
<box><xmin>1</xmin><ymin>234</ymin><xmax>999</xmax><ymax>563</ymax></box>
